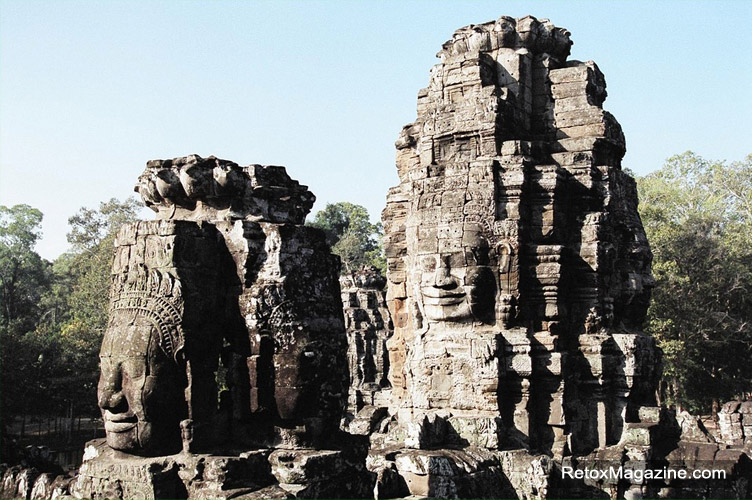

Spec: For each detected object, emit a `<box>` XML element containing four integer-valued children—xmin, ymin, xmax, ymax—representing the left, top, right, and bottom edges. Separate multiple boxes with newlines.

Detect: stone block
<box><xmin>549</xmin><ymin>64</ymin><xmax>592</xmax><ymax>84</ymax></box>
<box><xmin>394</xmin><ymin>451</ymin><xmax>461</xmax><ymax>498</ymax></box>
<box><xmin>349</xmin><ymin>406</ymin><xmax>390</xmax><ymax>435</ymax></box>
<box><xmin>73</xmin><ymin>456</ymin><xmax>185</xmax><ymax>500</ymax></box>
<box><xmin>268</xmin><ymin>450</ymin><xmax>346</xmax><ymax>485</ymax></box>
<box><xmin>666</xmin><ymin>441</ymin><xmax>719</xmax><ymax>467</ymax></box>
<box><xmin>200</xmin><ymin>453</ymin><xmax>274</xmax><ymax>491</ymax></box>
<box><xmin>30</xmin><ymin>473</ymin><xmax>56</xmax><ymax>500</ymax></box>
<box><xmin>554</xmin><ymin>108</ymin><xmax>607</xmax><ymax>129</ymax></box>
<box><xmin>621</xmin><ymin>423</ymin><xmax>652</xmax><ymax>447</ymax></box>
<box><xmin>14</xmin><ymin>467</ymin><xmax>40</xmax><ymax>500</ymax></box>
<box><xmin>115</xmin><ymin>223</ymin><xmax>138</xmax><ymax>246</ymax></box>
<box><xmin>636</xmin><ymin>408</ymin><xmax>660</xmax><ymax>426</ymax></box>
<box><xmin>447</xmin><ymin>416</ymin><xmax>501</xmax><ymax>448</ymax></box>
<box><xmin>550</xmin><ymin>80</ymin><xmax>589</xmax><ymax>99</ymax></box>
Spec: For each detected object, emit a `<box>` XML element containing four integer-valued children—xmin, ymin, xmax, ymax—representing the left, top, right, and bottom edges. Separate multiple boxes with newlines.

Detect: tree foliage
<box><xmin>66</xmin><ymin>198</ymin><xmax>140</xmax><ymax>252</ymax></box>
<box><xmin>51</xmin><ymin>198</ymin><xmax>141</xmax><ymax>415</ymax></box>
<box><xmin>0</xmin><ymin>205</ymin><xmax>52</xmax><ymax>422</ymax></box>
<box><xmin>637</xmin><ymin>152</ymin><xmax>752</xmax><ymax>413</ymax></box>
<box><xmin>309</xmin><ymin>202</ymin><xmax>385</xmax><ymax>274</ymax></box>
<box><xmin>0</xmin><ymin>198</ymin><xmax>140</xmax><ymax>428</ymax></box>
<box><xmin>0</xmin><ymin>205</ymin><xmax>49</xmax><ymax>324</ymax></box>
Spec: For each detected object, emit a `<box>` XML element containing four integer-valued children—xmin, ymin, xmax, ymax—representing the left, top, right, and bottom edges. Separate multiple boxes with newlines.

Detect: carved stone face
<box><xmin>98</xmin><ymin>311</ymin><xmax>185</xmax><ymax>455</ymax></box>
<box><xmin>413</xmin><ymin>232</ymin><xmax>496</xmax><ymax>323</ymax></box>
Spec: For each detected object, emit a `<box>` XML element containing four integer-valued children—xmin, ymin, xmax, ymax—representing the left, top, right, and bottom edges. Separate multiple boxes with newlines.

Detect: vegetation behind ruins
<box><xmin>307</xmin><ymin>201</ymin><xmax>386</xmax><ymax>274</ymax></box>
<box><xmin>1</xmin><ymin>152</ymin><xmax>750</xmax><ymax>439</ymax></box>
<box><xmin>0</xmin><ymin>198</ymin><xmax>141</xmax><ymax>437</ymax></box>
<box><xmin>637</xmin><ymin>152</ymin><xmax>752</xmax><ymax>414</ymax></box>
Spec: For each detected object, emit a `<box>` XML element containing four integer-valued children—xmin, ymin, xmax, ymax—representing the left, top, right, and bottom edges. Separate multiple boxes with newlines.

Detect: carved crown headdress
<box><xmin>109</xmin><ymin>268</ymin><xmax>185</xmax><ymax>363</ymax></box>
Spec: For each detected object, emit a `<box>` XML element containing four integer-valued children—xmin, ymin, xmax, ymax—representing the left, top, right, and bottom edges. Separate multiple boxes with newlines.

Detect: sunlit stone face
<box><xmin>413</xmin><ymin>232</ymin><xmax>496</xmax><ymax>324</ymax></box>
<box><xmin>97</xmin><ymin>311</ymin><xmax>185</xmax><ymax>455</ymax></box>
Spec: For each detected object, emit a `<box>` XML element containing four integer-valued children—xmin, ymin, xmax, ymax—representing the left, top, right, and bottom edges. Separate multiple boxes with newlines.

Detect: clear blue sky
<box><xmin>1</xmin><ymin>0</ymin><xmax>750</xmax><ymax>260</ymax></box>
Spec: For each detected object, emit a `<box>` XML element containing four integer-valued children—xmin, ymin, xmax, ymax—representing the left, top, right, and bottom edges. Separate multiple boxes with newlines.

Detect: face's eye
<box><xmin>121</xmin><ymin>357</ymin><xmax>147</xmax><ymax>380</ymax></box>
<box><xmin>421</xmin><ymin>256</ymin><xmax>437</xmax><ymax>272</ymax></box>
<box><xmin>99</xmin><ymin>356</ymin><xmax>118</xmax><ymax>378</ymax></box>
<box><xmin>100</xmin><ymin>354</ymin><xmax>147</xmax><ymax>380</ymax></box>
<box><xmin>465</xmin><ymin>246</ymin><xmax>489</xmax><ymax>266</ymax></box>
<box><xmin>465</xmin><ymin>249</ymin><xmax>477</xmax><ymax>266</ymax></box>
<box><xmin>448</xmin><ymin>252</ymin><xmax>465</xmax><ymax>269</ymax></box>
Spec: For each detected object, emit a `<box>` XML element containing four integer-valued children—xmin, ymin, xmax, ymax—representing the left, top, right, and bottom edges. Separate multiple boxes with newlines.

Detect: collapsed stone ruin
<box><xmin>3</xmin><ymin>13</ymin><xmax>752</xmax><ymax>500</ymax></box>
<box><xmin>719</xmin><ymin>401</ymin><xmax>752</xmax><ymax>449</ymax></box>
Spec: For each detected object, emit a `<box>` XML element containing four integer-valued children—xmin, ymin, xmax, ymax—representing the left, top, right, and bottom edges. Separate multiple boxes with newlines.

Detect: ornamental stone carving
<box><xmin>381</xmin><ymin>13</ymin><xmax>659</xmax><ymax>457</ymax></box>
<box><xmin>75</xmin><ymin>157</ymin><xmax>372</xmax><ymax>498</ymax></box>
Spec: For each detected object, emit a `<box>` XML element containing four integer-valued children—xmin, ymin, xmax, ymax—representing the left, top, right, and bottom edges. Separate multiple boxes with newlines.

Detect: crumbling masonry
<box><xmin>381</xmin><ymin>13</ymin><xmax>658</xmax><ymax>457</ymax></box>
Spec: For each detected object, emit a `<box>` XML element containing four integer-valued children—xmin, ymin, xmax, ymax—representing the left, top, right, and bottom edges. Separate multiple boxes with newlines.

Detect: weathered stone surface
<box><xmin>29</xmin><ymin>473</ymin><xmax>56</xmax><ymax>500</ymax></box>
<box><xmin>340</xmin><ymin>266</ymin><xmax>393</xmax><ymax>414</ymax></box>
<box><xmin>16</xmin><ymin>467</ymin><xmax>40</xmax><ymax>499</ymax></box>
<box><xmin>381</xmin><ymin>14</ymin><xmax>658</xmax><ymax>459</ymax></box>
<box><xmin>71</xmin><ymin>441</ymin><xmax>185</xmax><ymax>500</ymax></box>
<box><xmin>66</xmin><ymin>439</ymin><xmax>287</xmax><ymax>499</ymax></box>
<box><xmin>0</xmin><ymin>466</ymin><xmax>75</xmax><ymax>500</ymax></box>
<box><xmin>135</xmin><ymin>155</ymin><xmax>315</xmax><ymax>224</ymax></box>
<box><xmin>366</xmin><ymin>14</ymin><xmax>752</xmax><ymax>500</ymax></box>
<box><xmin>348</xmin><ymin>406</ymin><xmax>390</xmax><ymax>436</ymax></box>
<box><xmin>231</xmin><ymin>484</ymin><xmax>294</xmax><ymax>499</ymax></box>
<box><xmin>1</xmin><ymin>466</ymin><xmax>23</xmax><ymax>499</ymax></box>
<box><xmin>675</xmin><ymin>410</ymin><xmax>716</xmax><ymax>444</ymax></box>
<box><xmin>103</xmin><ymin>158</ymin><xmax>350</xmax><ymax>456</ymax></box>
<box><xmin>102</xmin><ymin>220</ymin><xmax>228</xmax><ymax>455</ymax></box>
<box><xmin>60</xmin><ymin>158</ymin><xmax>373</xmax><ymax>499</ymax></box>
<box><xmin>49</xmin><ymin>475</ymin><xmax>73</xmax><ymax>499</ymax></box>
<box><xmin>369</xmin><ymin>448</ymin><xmax>522</xmax><ymax>499</ymax></box>
<box><xmin>719</xmin><ymin>399</ymin><xmax>752</xmax><ymax>448</ymax></box>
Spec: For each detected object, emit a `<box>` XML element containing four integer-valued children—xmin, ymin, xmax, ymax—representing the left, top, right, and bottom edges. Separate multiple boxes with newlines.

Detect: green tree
<box><xmin>637</xmin><ymin>152</ymin><xmax>752</xmax><ymax>413</ymax></box>
<box><xmin>309</xmin><ymin>202</ymin><xmax>385</xmax><ymax>275</ymax></box>
<box><xmin>64</xmin><ymin>198</ymin><xmax>140</xmax><ymax>326</ymax></box>
<box><xmin>50</xmin><ymin>197</ymin><xmax>141</xmax><ymax>416</ymax></box>
<box><xmin>1</xmin><ymin>198</ymin><xmax>141</xmax><ymax>434</ymax></box>
<box><xmin>66</xmin><ymin>197</ymin><xmax>141</xmax><ymax>253</ymax></box>
<box><xmin>0</xmin><ymin>205</ymin><xmax>52</xmax><ymax>431</ymax></box>
<box><xmin>0</xmin><ymin>205</ymin><xmax>49</xmax><ymax>324</ymax></box>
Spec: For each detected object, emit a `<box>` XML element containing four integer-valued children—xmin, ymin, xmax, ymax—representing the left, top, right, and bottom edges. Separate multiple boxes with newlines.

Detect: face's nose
<box><xmin>433</xmin><ymin>254</ymin><xmax>458</xmax><ymax>289</ymax></box>
<box><xmin>98</xmin><ymin>359</ymin><xmax>128</xmax><ymax>413</ymax></box>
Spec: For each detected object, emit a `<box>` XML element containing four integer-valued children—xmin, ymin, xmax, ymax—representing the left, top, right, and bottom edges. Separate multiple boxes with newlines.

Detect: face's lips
<box><xmin>104</xmin><ymin>410</ymin><xmax>137</xmax><ymax>433</ymax></box>
<box><xmin>421</xmin><ymin>288</ymin><xmax>465</xmax><ymax>299</ymax></box>
<box><xmin>422</xmin><ymin>288</ymin><xmax>466</xmax><ymax>306</ymax></box>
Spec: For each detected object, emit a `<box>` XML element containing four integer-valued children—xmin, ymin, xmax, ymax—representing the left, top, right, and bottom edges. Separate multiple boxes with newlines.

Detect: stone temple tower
<box><xmin>382</xmin><ymin>15</ymin><xmax>659</xmax><ymax>457</ymax></box>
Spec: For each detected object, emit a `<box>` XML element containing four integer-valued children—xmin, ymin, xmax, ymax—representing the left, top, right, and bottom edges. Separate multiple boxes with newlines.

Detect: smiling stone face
<box><xmin>98</xmin><ymin>242</ymin><xmax>194</xmax><ymax>456</ymax></box>
<box><xmin>412</xmin><ymin>231</ymin><xmax>496</xmax><ymax>324</ymax></box>
<box><xmin>98</xmin><ymin>309</ymin><xmax>186</xmax><ymax>455</ymax></box>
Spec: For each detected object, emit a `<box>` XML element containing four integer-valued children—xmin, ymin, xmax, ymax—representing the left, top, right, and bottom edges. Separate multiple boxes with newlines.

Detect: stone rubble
<box><xmin>718</xmin><ymin>400</ymin><xmax>752</xmax><ymax>448</ymax></box>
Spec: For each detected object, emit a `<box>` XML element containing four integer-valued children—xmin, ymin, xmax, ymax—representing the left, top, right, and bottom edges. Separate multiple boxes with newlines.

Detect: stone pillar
<box><xmin>340</xmin><ymin>266</ymin><xmax>393</xmax><ymax>413</ymax></box>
